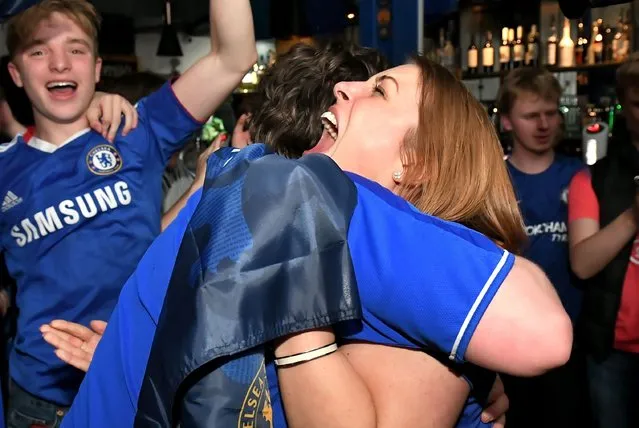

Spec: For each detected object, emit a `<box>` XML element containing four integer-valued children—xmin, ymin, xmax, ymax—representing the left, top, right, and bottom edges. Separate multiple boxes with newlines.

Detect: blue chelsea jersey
<box><xmin>0</xmin><ymin>82</ymin><xmax>202</xmax><ymax>405</ymax></box>
<box><xmin>268</xmin><ymin>172</ymin><xmax>513</xmax><ymax>428</ymax></box>
<box><xmin>507</xmin><ymin>155</ymin><xmax>583</xmax><ymax>320</ymax></box>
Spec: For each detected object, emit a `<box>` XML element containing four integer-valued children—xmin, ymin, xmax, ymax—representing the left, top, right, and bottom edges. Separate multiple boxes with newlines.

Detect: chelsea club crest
<box><xmin>86</xmin><ymin>145</ymin><xmax>123</xmax><ymax>176</ymax></box>
<box><xmin>239</xmin><ymin>360</ymin><xmax>273</xmax><ymax>427</ymax></box>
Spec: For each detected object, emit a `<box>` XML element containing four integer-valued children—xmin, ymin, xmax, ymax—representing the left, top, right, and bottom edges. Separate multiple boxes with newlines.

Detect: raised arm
<box><xmin>172</xmin><ymin>0</ymin><xmax>257</xmax><ymax>122</ymax></box>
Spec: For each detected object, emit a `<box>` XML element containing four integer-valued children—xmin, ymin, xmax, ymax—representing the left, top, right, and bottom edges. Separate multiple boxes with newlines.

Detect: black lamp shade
<box><xmin>157</xmin><ymin>24</ymin><xmax>183</xmax><ymax>57</ymax></box>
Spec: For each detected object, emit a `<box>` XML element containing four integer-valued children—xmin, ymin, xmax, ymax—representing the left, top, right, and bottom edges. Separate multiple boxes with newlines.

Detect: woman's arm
<box><xmin>466</xmin><ymin>256</ymin><xmax>573</xmax><ymax>377</ymax></box>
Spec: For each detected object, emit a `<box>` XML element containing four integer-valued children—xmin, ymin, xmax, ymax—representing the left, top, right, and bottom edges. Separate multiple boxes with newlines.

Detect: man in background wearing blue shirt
<box><xmin>499</xmin><ymin>68</ymin><xmax>590</xmax><ymax>428</ymax></box>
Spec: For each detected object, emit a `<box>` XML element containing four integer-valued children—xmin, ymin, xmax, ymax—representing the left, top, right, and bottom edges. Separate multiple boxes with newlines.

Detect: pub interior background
<box><xmin>0</xmin><ymin>0</ymin><xmax>638</xmax><ymax>423</ymax></box>
<box><xmin>0</xmin><ymin>0</ymin><xmax>635</xmax><ymax>160</ymax></box>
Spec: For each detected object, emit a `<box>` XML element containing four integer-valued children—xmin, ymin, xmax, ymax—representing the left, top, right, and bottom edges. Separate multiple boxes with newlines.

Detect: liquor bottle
<box><xmin>624</xmin><ymin>9</ymin><xmax>633</xmax><ymax>53</ymax></box>
<box><xmin>467</xmin><ymin>33</ymin><xmax>479</xmax><ymax>74</ymax></box>
<box><xmin>612</xmin><ymin>15</ymin><xmax>622</xmax><ymax>62</ymax></box>
<box><xmin>448</xmin><ymin>20</ymin><xmax>458</xmax><ymax>69</ymax></box>
<box><xmin>604</xmin><ymin>25</ymin><xmax>614</xmax><ymax>62</ymax></box>
<box><xmin>437</xmin><ymin>28</ymin><xmax>446</xmax><ymax>65</ymax></box>
<box><xmin>526</xmin><ymin>24</ymin><xmax>539</xmax><ymax>67</ymax></box>
<box><xmin>482</xmin><ymin>31</ymin><xmax>495</xmax><ymax>73</ymax></box>
<box><xmin>499</xmin><ymin>27</ymin><xmax>511</xmax><ymax>71</ymax></box>
<box><xmin>613</xmin><ymin>12</ymin><xmax>629</xmax><ymax>62</ymax></box>
<box><xmin>622</xmin><ymin>10</ymin><xmax>631</xmax><ymax>61</ymax></box>
<box><xmin>592</xmin><ymin>19</ymin><xmax>604</xmax><ymax>64</ymax></box>
<box><xmin>559</xmin><ymin>17</ymin><xmax>575</xmax><ymax>67</ymax></box>
<box><xmin>575</xmin><ymin>19</ymin><xmax>588</xmax><ymax>65</ymax></box>
<box><xmin>587</xmin><ymin>23</ymin><xmax>596</xmax><ymax>65</ymax></box>
<box><xmin>547</xmin><ymin>16</ymin><xmax>558</xmax><ymax>66</ymax></box>
<box><xmin>513</xmin><ymin>26</ymin><xmax>525</xmax><ymax>68</ymax></box>
<box><xmin>508</xmin><ymin>28</ymin><xmax>516</xmax><ymax>68</ymax></box>
<box><xmin>442</xmin><ymin>28</ymin><xmax>456</xmax><ymax>71</ymax></box>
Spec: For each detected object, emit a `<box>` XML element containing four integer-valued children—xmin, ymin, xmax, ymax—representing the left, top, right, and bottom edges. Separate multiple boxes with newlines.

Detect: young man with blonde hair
<box><xmin>498</xmin><ymin>67</ymin><xmax>588</xmax><ymax>428</ymax></box>
<box><xmin>0</xmin><ymin>0</ymin><xmax>256</xmax><ymax>426</ymax></box>
<box><xmin>568</xmin><ymin>53</ymin><xmax>639</xmax><ymax>428</ymax></box>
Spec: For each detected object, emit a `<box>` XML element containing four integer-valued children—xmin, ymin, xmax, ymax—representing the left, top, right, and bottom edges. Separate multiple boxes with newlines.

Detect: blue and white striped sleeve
<box><xmin>447</xmin><ymin>247</ymin><xmax>514</xmax><ymax>361</ymax></box>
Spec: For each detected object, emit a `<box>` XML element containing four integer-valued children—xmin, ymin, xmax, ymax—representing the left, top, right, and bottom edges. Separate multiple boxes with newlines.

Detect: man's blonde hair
<box><xmin>6</xmin><ymin>0</ymin><xmax>101</xmax><ymax>58</ymax></box>
<box><xmin>497</xmin><ymin>68</ymin><xmax>562</xmax><ymax>115</ymax></box>
<box><xmin>617</xmin><ymin>53</ymin><xmax>639</xmax><ymax>102</ymax></box>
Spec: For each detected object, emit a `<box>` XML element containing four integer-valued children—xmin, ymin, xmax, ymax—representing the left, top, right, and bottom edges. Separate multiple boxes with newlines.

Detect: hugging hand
<box><xmin>40</xmin><ymin>319</ymin><xmax>107</xmax><ymax>372</ymax></box>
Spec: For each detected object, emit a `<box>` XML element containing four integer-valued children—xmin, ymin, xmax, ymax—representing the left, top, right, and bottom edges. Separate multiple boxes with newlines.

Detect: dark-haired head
<box><xmin>249</xmin><ymin>41</ymin><xmax>388</xmax><ymax>158</ymax></box>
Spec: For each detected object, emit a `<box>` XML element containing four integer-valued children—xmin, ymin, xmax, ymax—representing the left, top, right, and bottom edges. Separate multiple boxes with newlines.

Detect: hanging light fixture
<box><xmin>157</xmin><ymin>0</ymin><xmax>183</xmax><ymax>57</ymax></box>
<box><xmin>346</xmin><ymin>1</ymin><xmax>358</xmax><ymax>25</ymax></box>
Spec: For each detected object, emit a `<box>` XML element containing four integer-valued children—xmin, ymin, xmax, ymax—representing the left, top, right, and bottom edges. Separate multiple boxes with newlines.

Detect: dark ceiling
<box><xmin>92</xmin><ymin>0</ymin><xmax>254</xmax><ymax>33</ymax></box>
<box><xmin>90</xmin><ymin>0</ymin><xmax>179</xmax><ymax>22</ymax></box>
<box><xmin>90</xmin><ymin>0</ymin><xmax>350</xmax><ymax>38</ymax></box>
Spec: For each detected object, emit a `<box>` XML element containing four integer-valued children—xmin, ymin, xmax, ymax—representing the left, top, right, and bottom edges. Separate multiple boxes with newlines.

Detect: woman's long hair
<box><xmin>397</xmin><ymin>56</ymin><xmax>527</xmax><ymax>254</ymax></box>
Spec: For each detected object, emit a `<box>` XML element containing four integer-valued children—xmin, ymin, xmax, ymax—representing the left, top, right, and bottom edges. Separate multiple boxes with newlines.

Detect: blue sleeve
<box><xmin>63</xmin><ymin>188</ymin><xmax>203</xmax><ymax>428</ymax></box>
<box><xmin>348</xmin><ymin>180</ymin><xmax>515</xmax><ymax>363</ymax></box>
<box><xmin>135</xmin><ymin>82</ymin><xmax>205</xmax><ymax>165</ymax></box>
<box><xmin>137</xmin><ymin>188</ymin><xmax>203</xmax><ymax>319</ymax></box>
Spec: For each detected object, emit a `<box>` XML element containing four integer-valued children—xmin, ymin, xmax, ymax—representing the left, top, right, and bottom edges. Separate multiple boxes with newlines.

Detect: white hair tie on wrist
<box><xmin>274</xmin><ymin>343</ymin><xmax>338</xmax><ymax>368</ymax></box>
